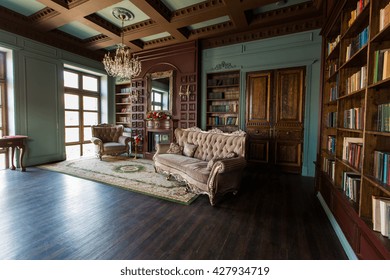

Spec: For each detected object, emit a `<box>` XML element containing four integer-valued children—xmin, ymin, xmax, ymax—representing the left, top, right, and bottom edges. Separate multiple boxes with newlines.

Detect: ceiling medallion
<box><xmin>102</xmin><ymin>7</ymin><xmax>141</xmax><ymax>87</ymax></box>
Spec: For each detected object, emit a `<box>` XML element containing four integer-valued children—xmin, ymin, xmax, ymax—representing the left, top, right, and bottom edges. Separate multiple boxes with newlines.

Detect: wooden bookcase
<box><xmin>206</xmin><ymin>70</ymin><xmax>240</xmax><ymax>132</ymax></box>
<box><xmin>319</xmin><ymin>0</ymin><xmax>390</xmax><ymax>259</ymax></box>
<box><xmin>115</xmin><ymin>79</ymin><xmax>145</xmax><ymax>155</ymax></box>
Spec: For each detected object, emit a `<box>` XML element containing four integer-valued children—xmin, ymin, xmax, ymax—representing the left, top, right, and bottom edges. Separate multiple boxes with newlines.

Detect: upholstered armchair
<box><xmin>91</xmin><ymin>124</ymin><xmax>131</xmax><ymax>160</ymax></box>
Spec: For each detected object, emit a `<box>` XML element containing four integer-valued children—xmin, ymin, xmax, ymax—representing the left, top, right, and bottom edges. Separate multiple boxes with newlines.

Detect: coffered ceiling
<box><xmin>0</xmin><ymin>0</ymin><xmax>324</xmax><ymax>61</ymax></box>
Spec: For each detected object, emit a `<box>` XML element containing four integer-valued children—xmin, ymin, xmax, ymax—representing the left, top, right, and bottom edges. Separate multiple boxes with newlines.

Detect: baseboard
<box><xmin>317</xmin><ymin>193</ymin><xmax>358</xmax><ymax>260</ymax></box>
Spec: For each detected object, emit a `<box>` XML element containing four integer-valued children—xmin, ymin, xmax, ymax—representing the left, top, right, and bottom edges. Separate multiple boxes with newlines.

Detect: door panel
<box><xmin>247</xmin><ymin>138</ymin><xmax>269</xmax><ymax>163</ymax></box>
<box><xmin>246</xmin><ymin>72</ymin><xmax>272</xmax><ymax>125</ymax></box>
<box><xmin>246</xmin><ymin>71</ymin><xmax>272</xmax><ymax>164</ymax></box>
<box><xmin>276</xmin><ymin>68</ymin><xmax>304</xmax><ymax>123</ymax></box>
<box><xmin>246</xmin><ymin>67</ymin><xmax>305</xmax><ymax>173</ymax></box>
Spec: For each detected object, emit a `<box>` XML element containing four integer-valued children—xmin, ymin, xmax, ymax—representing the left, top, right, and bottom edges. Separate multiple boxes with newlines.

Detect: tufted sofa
<box><xmin>153</xmin><ymin>127</ymin><xmax>247</xmax><ymax>205</ymax></box>
<box><xmin>91</xmin><ymin>124</ymin><xmax>131</xmax><ymax>160</ymax></box>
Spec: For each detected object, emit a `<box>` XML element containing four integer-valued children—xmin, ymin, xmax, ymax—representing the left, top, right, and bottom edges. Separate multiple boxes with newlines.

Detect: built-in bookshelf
<box><xmin>206</xmin><ymin>70</ymin><xmax>240</xmax><ymax>132</ymax></box>
<box><xmin>319</xmin><ymin>0</ymin><xmax>390</xmax><ymax>259</ymax></box>
<box><xmin>115</xmin><ymin>79</ymin><xmax>145</xmax><ymax>155</ymax></box>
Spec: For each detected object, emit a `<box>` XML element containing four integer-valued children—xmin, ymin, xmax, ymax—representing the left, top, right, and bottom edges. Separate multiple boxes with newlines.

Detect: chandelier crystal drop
<box><xmin>102</xmin><ymin>8</ymin><xmax>141</xmax><ymax>83</ymax></box>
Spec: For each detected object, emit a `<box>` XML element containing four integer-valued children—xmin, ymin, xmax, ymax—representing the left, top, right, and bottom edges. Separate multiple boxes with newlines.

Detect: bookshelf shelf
<box><xmin>318</xmin><ymin>0</ymin><xmax>390</xmax><ymax>259</ymax></box>
<box><xmin>206</xmin><ymin>70</ymin><xmax>240</xmax><ymax>132</ymax></box>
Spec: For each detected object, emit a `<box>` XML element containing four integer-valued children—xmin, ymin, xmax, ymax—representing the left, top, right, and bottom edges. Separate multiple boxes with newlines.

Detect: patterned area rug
<box><xmin>39</xmin><ymin>156</ymin><xmax>198</xmax><ymax>205</ymax></box>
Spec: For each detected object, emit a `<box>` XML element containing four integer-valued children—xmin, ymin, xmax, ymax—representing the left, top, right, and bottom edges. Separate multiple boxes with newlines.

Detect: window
<box><xmin>64</xmin><ymin>69</ymin><xmax>100</xmax><ymax>159</ymax></box>
<box><xmin>0</xmin><ymin>51</ymin><xmax>7</xmax><ymax>169</ymax></box>
<box><xmin>151</xmin><ymin>89</ymin><xmax>163</xmax><ymax>111</ymax></box>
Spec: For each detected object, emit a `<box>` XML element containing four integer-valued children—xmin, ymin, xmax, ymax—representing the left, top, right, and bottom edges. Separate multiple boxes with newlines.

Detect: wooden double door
<box><xmin>245</xmin><ymin>66</ymin><xmax>305</xmax><ymax>173</ymax></box>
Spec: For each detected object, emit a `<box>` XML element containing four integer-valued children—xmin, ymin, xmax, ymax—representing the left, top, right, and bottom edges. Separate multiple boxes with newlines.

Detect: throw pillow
<box><xmin>206</xmin><ymin>152</ymin><xmax>237</xmax><ymax>170</ymax></box>
<box><xmin>183</xmin><ymin>143</ymin><xmax>198</xmax><ymax>157</ymax></box>
<box><xmin>166</xmin><ymin>143</ymin><xmax>183</xmax><ymax>154</ymax></box>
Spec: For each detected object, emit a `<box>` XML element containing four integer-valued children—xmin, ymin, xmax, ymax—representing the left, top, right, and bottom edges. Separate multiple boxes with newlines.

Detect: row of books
<box><xmin>327</xmin><ymin>35</ymin><xmax>340</xmax><ymax>56</ymax></box>
<box><xmin>342</xmin><ymin>171</ymin><xmax>361</xmax><ymax>203</ymax></box>
<box><xmin>373</xmin><ymin>49</ymin><xmax>390</xmax><ymax>83</ymax></box>
<box><xmin>208</xmin><ymin>116</ymin><xmax>238</xmax><ymax>126</ymax></box>
<box><xmin>323</xmin><ymin>157</ymin><xmax>335</xmax><ymax>181</ymax></box>
<box><xmin>373</xmin><ymin>150</ymin><xmax>390</xmax><ymax>186</ymax></box>
<box><xmin>344</xmin><ymin>107</ymin><xmax>364</xmax><ymax>130</ymax></box>
<box><xmin>345</xmin><ymin>26</ymin><xmax>369</xmax><ymax>61</ymax></box>
<box><xmin>327</xmin><ymin>112</ymin><xmax>337</xmax><ymax>128</ymax></box>
<box><xmin>347</xmin><ymin>0</ymin><xmax>370</xmax><ymax>28</ymax></box>
<box><xmin>377</xmin><ymin>102</ymin><xmax>390</xmax><ymax>132</ymax></box>
<box><xmin>207</xmin><ymin>91</ymin><xmax>239</xmax><ymax>100</ymax></box>
<box><xmin>329</xmin><ymin>84</ymin><xmax>338</xmax><ymax>101</ymax></box>
<box><xmin>120</xmin><ymin>108</ymin><xmax>132</xmax><ymax>113</ymax></box>
<box><xmin>342</xmin><ymin>137</ymin><xmax>363</xmax><ymax>170</ymax></box>
<box><xmin>118</xmin><ymin>117</ymin><xmax>132</xmax><ymax>122</ymax></box>
<box><xmin>372</xmin><ymin>196</ymin><xmax>390</xmax><ymax>237</ymax></box>
<box><xmin>207</xmin><ymin>77</ymin><xmax>239</xmax><ymax>87</ymax></box>
<box><xmin>327</xmin><ymin>60</ymin><xmax>338</xmax><ymax>78</ymax></box>
<box><xmin>345</xmin><ymin>65</ymin><xmax>367</xmax><ymax>94</ymax></box>
<box><xmin>379</xmin><ymin>1</ymin><xmax>390</xmax><ymax>32</ymax></box>
<box><xmin>208</xmin><ymin>104</ymin><xmax>238</xmax><ymax>113</ymax></box>
<box><xmin>327</xmin><ymin>135</ymin><xmax>336</xmax><ymax>154</ymax></box>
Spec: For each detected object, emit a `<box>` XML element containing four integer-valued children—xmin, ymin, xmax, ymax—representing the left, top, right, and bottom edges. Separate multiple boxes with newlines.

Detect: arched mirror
<box><xmin>146</xmin><ymin>70</ymin><xmax>174</xmax><ymax>113</ymax></box>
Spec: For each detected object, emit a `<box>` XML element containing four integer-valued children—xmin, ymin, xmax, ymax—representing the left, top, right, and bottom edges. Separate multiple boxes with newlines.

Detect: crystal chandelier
<box><xmin>102</xmin><ymin>8</ymin><xmax>141</xmax><ymax>83</ymax></box>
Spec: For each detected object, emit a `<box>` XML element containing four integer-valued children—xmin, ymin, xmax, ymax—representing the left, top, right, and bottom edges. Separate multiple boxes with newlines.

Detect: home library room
<box><xmin>319</xmin><ymin>0</ymin><xmax>390</xmax><ymax>259</ymax></box>
<box><xmin>206</xmin><ymin>70</ymin><xmax>240</xmax><ymax>132</ymax></box>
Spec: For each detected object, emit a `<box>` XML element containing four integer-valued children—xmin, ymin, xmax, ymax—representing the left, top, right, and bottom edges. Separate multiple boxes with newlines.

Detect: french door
<box><xmin>246</xmin><ymin>66</ymin><xmax>305</xmax><ymax>173</ymax></box>
<box><xmin>64</xmin><ymin>69</ymin><xmax>100</xmax><ymax>159</ymax></box>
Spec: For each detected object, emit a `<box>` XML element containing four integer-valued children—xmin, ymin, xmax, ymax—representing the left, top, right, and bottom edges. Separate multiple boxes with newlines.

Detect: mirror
<box><xmin>147</xmin><ymin>70</ymin><xmax>173</xmax><ymax>113</ymax></box>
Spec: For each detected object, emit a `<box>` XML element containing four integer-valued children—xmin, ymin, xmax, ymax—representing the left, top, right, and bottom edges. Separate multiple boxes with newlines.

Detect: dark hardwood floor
<box><xmin>0</xmin><ymin>163</ymin><xmax>347</xmax><ymax>260</ymax></box>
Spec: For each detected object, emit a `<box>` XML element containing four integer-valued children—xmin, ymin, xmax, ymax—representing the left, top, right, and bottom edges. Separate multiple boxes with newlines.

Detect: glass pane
<box><xmin>66</xmin><ymin>145</ymin><xmax>80</xmax><ymax>160</ymax></box>
<box><xmin>83</xmin><ymin>127</ymin><xmax>92</xmax><ymax>142</ymax></box>
<box><xmin>82</xmin><ymin>143</ymin><xmax>94</xmax><ymax>157</ymax></box>
<box><xmin>65</xmin><ymin>111</ymin><xmax>79</xmax><ymax>126</ymax></box>
<box><xmin>83</xmin><ymin>112</ymin><xmax>98</xmax><ymax>126</ymax></box>
<box><xmin>0</xmin><ymin>84</ymin><xmax>3</xmax><ymax>106</ymax></box>
<box><xmin>83</xmin><ymin>76</ymin><xmax>98</xmax><ymax>92</ymax></box>
<box><xmin>0</xmin><ymin>153</ymin><xmax>6</xmax><ymax>170</ymax></box>
<box><xmin>64</xmin><ymin>71</ymin><xmax>79</xmax><ymax>88</ymax></box>
<box><xmin>154</xmin><ymin>92</ymin><xmax>162</xmax><ymax>102</ymax></box>
<box><xmin>0</xmin><ymin>108</ymin><xmax>2</xmax><ymax>127</ymax></box>
<box><xmin>0</xmin><ymin>129</ymin><xmax>3</xmax><ymax>138</ymax></box>
<box><xmin>83</xmin><ymin>96</ymin><xmax>98</xmax><ymax>111</ymax></box>
<box><xmin>64</xmin><ymin>94</ymin><xmax>79</xmax><ymax>110</ymax></box>
<box><xmin>65</xmin><ymin>127</ymin><xmax>79</xmax><ymax>143</ymax></box>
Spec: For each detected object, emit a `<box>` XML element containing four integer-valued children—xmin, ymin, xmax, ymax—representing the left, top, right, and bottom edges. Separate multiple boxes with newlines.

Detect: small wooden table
<box><xmin>0</xmin><ymin>135</ymin><xmax>28</xmax><ymax>171</ymax></box>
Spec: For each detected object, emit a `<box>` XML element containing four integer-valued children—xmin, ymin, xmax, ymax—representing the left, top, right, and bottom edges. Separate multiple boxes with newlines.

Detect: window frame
<box><xmin>64</xmin><ymin>69</ymin><xmax>101</xmax><ymax>158</ymax></box>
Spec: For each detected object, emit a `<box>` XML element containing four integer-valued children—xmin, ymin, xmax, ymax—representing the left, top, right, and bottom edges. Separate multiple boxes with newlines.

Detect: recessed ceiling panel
<box><xmin>58</xmin><ymin>21</ymin><xmax>101</xmax><ymax>40</ymax></box>
<box><xmin>253</xmin><ymin>0</ymin><xmax>308</xmax><ymax>14</ymax></box>
<box><xmin>96</xmin><ymin>0</ymin><xmax>150</xmax><ymax>27</ymax></box>
<box><xmin>141</xmin><ymin>32</ymin><xmax>171</xmax><ymax>42</ymax></box>
<box><xmin>188</xmin><ymin>16</ymin><xmax>230</xmax><ymax>31</ymax></box>
<box><xmin>0</xmin><ymin>0</ymin><xmax>45</xmax><ymax>16</ymax></box>
<box><xmin>161</xmin><ymin>0</ymin><xmax>206</xmax><ymax>11</ymax></box>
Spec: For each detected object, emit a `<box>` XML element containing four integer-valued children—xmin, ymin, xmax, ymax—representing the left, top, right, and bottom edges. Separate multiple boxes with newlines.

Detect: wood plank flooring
<box><xmin>0</xmin><ymin>163</ymin><xmax>347</xmax><ymax>260</ymax></box>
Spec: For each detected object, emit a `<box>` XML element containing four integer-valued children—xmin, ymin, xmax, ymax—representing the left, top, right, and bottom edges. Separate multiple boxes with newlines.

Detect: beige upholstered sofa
<box><xmin>91</xmin><ymin>124</ymin><xmax>131</xmax><ymax>160</ymax></box>
<box><xmin>153</xmin><ymin>127</ymin><xmax>247</xmax><ymax>205</ymax></box>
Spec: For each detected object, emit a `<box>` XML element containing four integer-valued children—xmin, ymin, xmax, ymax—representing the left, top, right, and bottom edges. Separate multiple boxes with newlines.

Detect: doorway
<box><xmin>245</xmin><ymin>66</ymin><xmax>306</xmax><ymax>173</ymax></box>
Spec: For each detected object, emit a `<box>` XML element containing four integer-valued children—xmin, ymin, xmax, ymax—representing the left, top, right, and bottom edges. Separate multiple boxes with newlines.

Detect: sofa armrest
<box><xmin>210</xmin><ymin>156</ymin><xmax>247</xmax><ymax>173</ymax></box>
<box><xmin>118</xmin><ymin>135</ymin><xmax>131</xmax><ymax>145</ymax></box>
<box><xmin>155</xmin><ymin>143</ymin><xmax>171</xmax><ymax>155</ymax></box>
<box><xmin>91</xmin><ymin>136</ymin><xmax>103</xmax><ymax>146</ymax></box>
<box><xmin>206</xmin><ymin>156</ymin><xmax>247</xmax><ymax>205</ymax></box>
